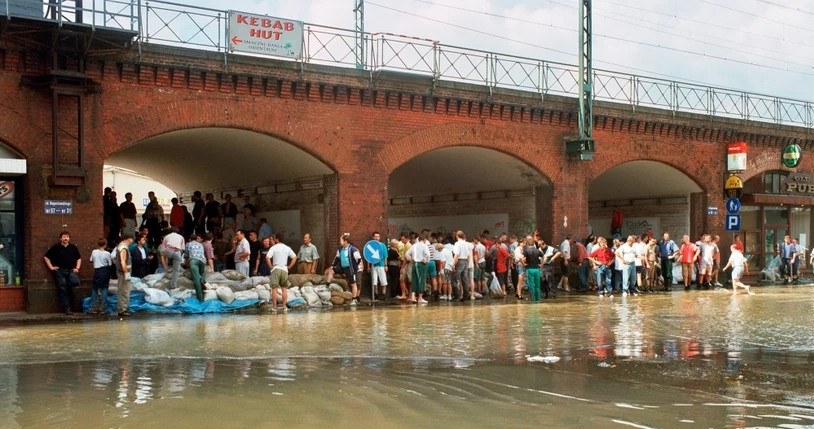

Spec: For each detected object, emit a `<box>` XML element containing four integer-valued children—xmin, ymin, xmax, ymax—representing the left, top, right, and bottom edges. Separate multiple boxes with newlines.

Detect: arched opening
<box><xmin>588</xmin><ymin>160</ymin><xmax>702</xmax><ymax>239</ymax></box>
<box><xmin>387</xmin><ymin>147</ymin><xmax>550</xmax><ymax>239</ymax></box>
<box><xmin>105</xmin><ymin>128</ymin><xmax>336</xmax><ymax>266</ymax></box>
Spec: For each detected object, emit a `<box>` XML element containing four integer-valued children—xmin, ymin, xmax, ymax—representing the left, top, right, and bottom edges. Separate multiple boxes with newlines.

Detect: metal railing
<box><xmin>5</xmin><ymin>0</ymin><xmax>813</xmax><ymax>128</ymax></box>
<box><xmin>3</xmin><ymin>0</ymin><xmax>139</xmax><ymax>31</ymax></box>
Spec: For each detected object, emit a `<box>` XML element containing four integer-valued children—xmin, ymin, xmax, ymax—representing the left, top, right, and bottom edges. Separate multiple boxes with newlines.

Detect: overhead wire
<box><xmin>404</xmin><ymin>0</ymin><xmax>814</xmax><ymax>67</ymax></box>
<box><xmin>372</xmin><ymin>0</ymin><xmax>814</xmax><ymax>79</ymax></box>
<box><xmin>697</xmin><ymin>0</ymin><xmax>813</xmax><ymax>32</ymax></box>
<box><xmin>596</xmin><ymin>0</ymin><xmax>814</xmax><ymax>47</ymax></box>
<box><xmin>751</xmin><ymin>0</ymin><xmax>814</xmax><ymax>16</ymax></box>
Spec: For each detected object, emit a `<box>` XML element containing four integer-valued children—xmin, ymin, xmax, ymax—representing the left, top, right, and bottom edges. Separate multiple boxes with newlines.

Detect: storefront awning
<box><xmin>740</xmin><ymin>193</ymin><xmax>814</xmax><ymax>206</ymax></box>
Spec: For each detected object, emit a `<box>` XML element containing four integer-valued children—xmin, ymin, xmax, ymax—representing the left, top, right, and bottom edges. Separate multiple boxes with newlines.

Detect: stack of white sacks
<box><xmin>109</xmin><ymin>270</ymin><xmax>356</xmax><ymax>308</ymax></box>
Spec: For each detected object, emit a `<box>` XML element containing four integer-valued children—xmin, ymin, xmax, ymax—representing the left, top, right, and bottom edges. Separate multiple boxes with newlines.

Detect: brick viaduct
<box><xmin>1</xmin><ymin>40</ymin><xmax>813</xmax><ymax>312</ymax></box>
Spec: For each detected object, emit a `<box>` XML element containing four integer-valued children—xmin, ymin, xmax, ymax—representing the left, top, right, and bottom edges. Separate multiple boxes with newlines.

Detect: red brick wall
<box><xmin>1</xmin><ymin>42</ymin><xmax>813</xmax><ymax>311</ymax></box>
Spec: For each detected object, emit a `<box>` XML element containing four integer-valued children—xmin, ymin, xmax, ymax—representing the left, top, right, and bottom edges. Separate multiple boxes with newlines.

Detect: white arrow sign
<box><xmin>365</xmin><ymin>244</ymin><xmax>380</xmax><ymax>260</ymax></box>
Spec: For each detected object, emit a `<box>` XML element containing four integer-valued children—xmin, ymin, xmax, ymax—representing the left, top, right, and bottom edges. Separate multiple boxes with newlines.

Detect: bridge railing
<box><xmin>5</xmin><ymin>1</ymin><xmax>811</xmax><ymax>128</ymax></box>
<box><xmin>2</xmin><ymin>0</ymin><xmax>139</xmax><ymax>31</ymax></box>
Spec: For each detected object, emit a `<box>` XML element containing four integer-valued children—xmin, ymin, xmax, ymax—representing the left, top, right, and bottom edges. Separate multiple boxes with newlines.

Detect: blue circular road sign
<box><xmin>363</xmin><ymin>240</ymin><xmax>387</xmax><ymax>264</ymax></box>
<box><xmin>726</xmin><ymin>197</ymin><xmax>741</xmax><ymax>215</ymax></box>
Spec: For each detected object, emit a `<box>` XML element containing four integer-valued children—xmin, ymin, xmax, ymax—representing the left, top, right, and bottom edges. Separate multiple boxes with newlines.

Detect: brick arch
<box><xmin>589</xmin><ymin>142</ymin><xmax>712</xmax><ymax>194</ymax></box>
<box><xmin>379</xmin><ymin>122</ymin><xmax>557</xmax><ymax>183</ymax></box>
<box><xmin>97</xmin><ymin>96</ymin><xmax>339</xmax><ymax>172</ymax></box>
<box><xmin>741</xmin><ymin>150</ymin><xmax>785</xmax><ymax>182</ymax></box>
<box><xmin>0</xmin><ymin>102</ymin><xmax>46</xmax><ymax>159</ymax></box>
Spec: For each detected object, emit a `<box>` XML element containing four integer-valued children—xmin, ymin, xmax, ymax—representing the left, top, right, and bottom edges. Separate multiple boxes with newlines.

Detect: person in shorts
<box><xmin>722</xmin><ymin>244</ymin><xmax>753</xmax><ymax>295</ymax></box>
<box><xmin>267</xmin><ymin>233</ymin><xmax>297</xmax><ymax>311</ymax></box>
<box><xmin>327</xmin><ymin>233</ymin><xmax>363</xmax><ymax>305</ymax></box>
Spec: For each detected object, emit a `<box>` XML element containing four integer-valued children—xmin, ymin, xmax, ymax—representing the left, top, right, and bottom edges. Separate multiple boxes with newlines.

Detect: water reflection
<box><xmin>0</xmin><ymin>289</ymin><xmax>812</xmax><ymax>427</ymax></box>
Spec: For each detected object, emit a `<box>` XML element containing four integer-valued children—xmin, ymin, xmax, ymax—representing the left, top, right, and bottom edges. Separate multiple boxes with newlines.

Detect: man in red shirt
<box><xmin>679</xmin><ymin>235</ymin><xmax>700</xmax><ymax>291</ymax></box>
<box><xmin>170</xmin><ymin>197</ymin><xmax>185</xmax><ymax>232</ymax></box>
<box><xmin>588</xmin><ymin>237</ymin><xmax>615</xmax><ymax>297</ymax></box>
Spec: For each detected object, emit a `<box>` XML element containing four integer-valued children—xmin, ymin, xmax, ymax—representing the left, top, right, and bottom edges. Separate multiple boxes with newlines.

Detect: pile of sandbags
<box><xmin>114</xmin><ymin>269</ymin><xmax>364</xmax><ymax>308</ymax></box>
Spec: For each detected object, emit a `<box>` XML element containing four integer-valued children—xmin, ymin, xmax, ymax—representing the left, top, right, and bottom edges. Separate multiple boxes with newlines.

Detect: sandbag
<box><xmin>142</xmin><ymin>273</ymin><xmax>164</xmax><ymax>288</ymax></box>
<box><xmin>332</xmin><ymin>278</ymin><xmax>349</xmax><ymax>290</ymax></box>
<box><xmin>203</xmin><ymin>289</ymin><xmax>218</xmax><ymax>301</ymax></box>
<box><xmin>216</xmin><ymin>286</ymin><xmax>235</xmax><ymax>304</ymax></box>
<box><xmin>205</xmin><ymin>272</ymin><xmax>229</xmax><ymax>283</ymax></box>
<box><xmin>153</xmin><ymin>278</ymin><xmax>172</xmax><ymax>291</ymax></box>
<box><xmin>329</xmin><ymin>283</ymin><xmax>344</xmax><ymax>293</ymax></box>
<box><xmin>287</xmin><ymin>273</ymin><xmax>326</xmax><ymax>287</ymax></box>
<box><xmin>340</xmin><ymin>291</ymin><xmax>353</xmax><ymax>301</ymax></box>
<box><xmin>170</xmin><ymin>289</ymin><xmax>195</xmax><ymax>301</ymax></box>
<box><xmin>233</xmin><ymin>278</ymin><xmax>254</xmax><ymax>292</ymax></box>
<box><xmin>255</xmin><ymin>287</ymin><xmax>271</xmax><ymax>303</ymax></box>
<box><xmin>221</xmin><ymin>269</ymin><xmax>246</xmax><ymax>281</ymax></box>
<box><xmin>301</xmin><ymin>286</ymin><xmax>321</xmax><ymax>306</ymax></box>
<box><xmin>473</xmin><ymin>292</ymin><xmax>483</xmax><ymax>299</ymax></box>
<box><xmin>176</xmin><ymin>277</ymin><xmax>194</xmax><ymax>290</ymax></box>
<box><xmin>316</xmin><ymin>290</ymin><xmax>332</xmax><ymax>302</ymax></box>
<box><xmin>289</xmin><ymin>286</ymin><xmax>301</xmax><ymax>298</ymax></box>
<box><xmin>144</xmin><ymin>288</ymin><xmax>174</xmax><ymax>307</ymax></box>
<box><xmin>330</xmin><ymin>295</ymin><xmax>345</xmax><ymax>305</ymax></box>
<box><xmin>234</xmin><ymin>290</ymin><xmax>260</xmax><ymax>301</ymax></box>
<box><xmin>251</xmin><ymin>276</ymin><xmax>270</xmax><ymax>286</ymax></box>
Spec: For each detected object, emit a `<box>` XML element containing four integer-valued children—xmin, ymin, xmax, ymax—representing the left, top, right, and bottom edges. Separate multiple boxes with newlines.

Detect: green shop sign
<box><xmin>782</xmin><ymin>144</ymin><xmax>802</xmax><ymax>168</ymax></box>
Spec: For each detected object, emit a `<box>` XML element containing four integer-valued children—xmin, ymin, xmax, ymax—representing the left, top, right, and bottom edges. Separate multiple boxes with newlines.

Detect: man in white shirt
<box><xmin>160</xmin><ymin>227</ymin><xmax>186</xmax><ymax>290</ymax></box>
<box><xmin>722</xmin><ymin>244</ymin><xmax>753</xmax><ymax>295</ymax></box>
<box><xmin>632</xmin><ymin>235</ymin><xmax>647</xmax><ymax>293</ymax></box>
<box><xmin>234</xmin><ymin>229</ymin><xmax>251</xmax><ymax>277</ymax></box>
<box><xmin>407</xmin><ymin>232</ymin><xmax>431</xmax><ymax>304</ymax></box>
<box><xmin>451</xmin><ymin>231</ymin><xmax>473</xmax><ymax>301</ymax></box>
<box><xmin>615</xmin><ymin>235</ymin><xmax>638</xmax><ymax>296</ymax></box>
<box><xmin>558</xmin><ymin>235</ymin><xmax>572</xmax><ymax>292</ymax></box>
<box><xmin>267</xmin><ymin>233</ymin><xmax>298</xmax><ymax>309</ymax></box>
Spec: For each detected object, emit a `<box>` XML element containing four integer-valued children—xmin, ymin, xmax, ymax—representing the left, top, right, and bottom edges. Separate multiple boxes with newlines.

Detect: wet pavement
<box><xmin>1</xmin><ymin>286</ymin><xmax>813</xmax><ymax>428</ymax></box>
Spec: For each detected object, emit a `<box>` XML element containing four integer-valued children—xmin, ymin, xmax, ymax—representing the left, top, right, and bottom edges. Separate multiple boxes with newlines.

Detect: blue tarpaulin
<box><xmin>82</xmin><ymin>290</ymin><xmax>261</xmax><ymax>314</ymax></box>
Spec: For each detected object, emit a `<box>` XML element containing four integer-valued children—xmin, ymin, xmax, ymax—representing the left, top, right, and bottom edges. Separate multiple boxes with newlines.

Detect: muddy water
<box><xmin>1</xmin><ymin>288</ymin><xmax>813</xmax><ymax>428</ymax></box>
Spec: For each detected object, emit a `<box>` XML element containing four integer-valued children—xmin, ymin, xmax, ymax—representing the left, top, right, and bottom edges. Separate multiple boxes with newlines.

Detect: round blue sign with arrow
<box><xmin>363</xmin><ymin>240</ymin><xmax>387</xmax><ymax>264</ymax></box>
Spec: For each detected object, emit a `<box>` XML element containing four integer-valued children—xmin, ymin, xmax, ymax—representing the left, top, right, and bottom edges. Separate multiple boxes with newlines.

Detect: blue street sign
<box><xmin>363</xmin><ymin>240</ymin><xmax>387</xmax><ymax>264</ymax></box>
<box><xmin>726</xmin><ymin>214</ymin><xmax>741</xmax><ymax>231</ymax></box>
<box><xmin>726</xmin><ymin>197</ymin><xmax>741</xmax><ymax>215</ymax></box>
<box><xmin>44</xmin><ymin>199</ymin><xmax>73</xmax><ymax>215</ymax></box>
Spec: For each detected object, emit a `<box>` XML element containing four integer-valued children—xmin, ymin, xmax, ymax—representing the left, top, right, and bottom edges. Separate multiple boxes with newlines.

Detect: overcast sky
<box><xmin>176</xmin><ymin>0</ymin><xmax>813</xmax><ymax>102</ymax></box>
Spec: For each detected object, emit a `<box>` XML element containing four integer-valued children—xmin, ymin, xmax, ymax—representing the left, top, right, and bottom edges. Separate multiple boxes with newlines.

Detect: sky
<box><xmin>162</xmin><ymin>0</ymin><xmax>814</xmax><ymax>103</ymax></box>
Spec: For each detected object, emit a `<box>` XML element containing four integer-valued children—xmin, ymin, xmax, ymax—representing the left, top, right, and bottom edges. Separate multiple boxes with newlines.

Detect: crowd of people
<box><xmin>43</xmin><ymin>189</ymin><xmax>777</xmax><ymax>315</ymax></box>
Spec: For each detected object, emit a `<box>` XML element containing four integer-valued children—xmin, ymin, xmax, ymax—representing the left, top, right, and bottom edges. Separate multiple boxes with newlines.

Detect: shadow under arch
<box><xmin>388</xmin><ymin>145</ymin><xmax>550</xmax><ymax>239</ymax></box>
<box><xmin>379</xmin><ymin>122</ymin><xmax>557</xmax><ymax>183</ymax></box>
<box><xmin>590</xmin><ymin>160</ymin><xmax>704</xmax><ymax>201</ymax></box>
<box><xmin>105</xmin><ymin>127</ymin><xmax>336</xmax><ymax>192</ymax></box>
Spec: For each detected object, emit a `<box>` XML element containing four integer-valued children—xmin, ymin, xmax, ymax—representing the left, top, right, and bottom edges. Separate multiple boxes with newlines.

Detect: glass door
<box><xmin>763</xmin><ymin>207</ymin><xmax>788</xmax><ymax>269</ymax></box>
<box><xmin>742</xmin><ymin>231</ymin><xmax>761</xmax><ymax>269</ymax></box>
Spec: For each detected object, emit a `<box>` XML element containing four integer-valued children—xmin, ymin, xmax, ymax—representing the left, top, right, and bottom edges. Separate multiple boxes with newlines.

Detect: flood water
<box><xmin>1</xmin><ymin>288</ymin><xmax>813</xmax><ymax>428</ymax></box>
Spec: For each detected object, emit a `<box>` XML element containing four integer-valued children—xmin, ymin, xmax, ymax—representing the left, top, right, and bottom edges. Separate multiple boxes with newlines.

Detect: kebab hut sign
<box><xmin>228</xmin><ymin>11</ymin><xmax>304</xmax><ymax>59</ymax></box>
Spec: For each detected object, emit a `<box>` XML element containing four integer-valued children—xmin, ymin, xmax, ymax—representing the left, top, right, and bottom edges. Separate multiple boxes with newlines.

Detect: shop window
<box><xmin>0</xmin><ymin>180</ymin><xmax>18</xmax><ymax>285</ymax></box>
<box><xmin>762</xmin><ymin>172</ymin><xmax>786</xmax><ymax>194</ymax></box>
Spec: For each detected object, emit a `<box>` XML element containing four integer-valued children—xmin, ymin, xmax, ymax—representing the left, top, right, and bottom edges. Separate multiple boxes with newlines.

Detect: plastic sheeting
<box><xmin>83</xmin><ymin>290</ymin><xmax>261</xmax><ymax>314</ymax></box>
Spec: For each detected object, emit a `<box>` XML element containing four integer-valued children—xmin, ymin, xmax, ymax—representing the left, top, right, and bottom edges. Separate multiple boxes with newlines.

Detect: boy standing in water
<box><xmin>722</xmin><ymin>244</ymin><xmax>754</xmax><ymax>295</ymax></box>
